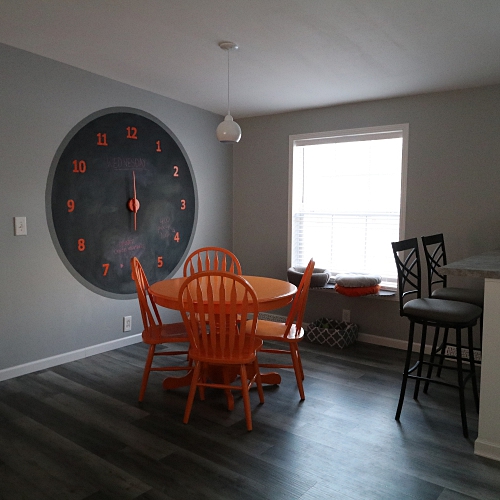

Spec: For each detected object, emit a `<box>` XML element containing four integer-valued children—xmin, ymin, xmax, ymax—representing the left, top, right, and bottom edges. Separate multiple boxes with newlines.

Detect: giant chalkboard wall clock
<box><xmin>46</xmin><ymin>107</ymin><xmax>198</xmax><ymax>299</ymax></box>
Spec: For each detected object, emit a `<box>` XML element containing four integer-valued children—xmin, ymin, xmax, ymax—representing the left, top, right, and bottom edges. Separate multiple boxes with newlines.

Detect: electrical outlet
<box><xmin>123</xmin><ymin>316</ymin><xmax>132</xmax><ymax>332</ymax></box>
<box><xmin>342</xmin><ymin>309</ymin><xmax>351</xmax><ymax>323</ymax></box>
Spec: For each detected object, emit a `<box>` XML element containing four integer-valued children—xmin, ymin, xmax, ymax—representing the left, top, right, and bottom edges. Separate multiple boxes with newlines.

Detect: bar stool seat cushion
<box><xmin>431</xmin><ymin>287</ymin><xmax>484</xmax><ymax>308</ymax></box>
<box><xmin>403</xmin><ymin>298</ymin><xmax>482</xmax><ymax>324</ymax></box>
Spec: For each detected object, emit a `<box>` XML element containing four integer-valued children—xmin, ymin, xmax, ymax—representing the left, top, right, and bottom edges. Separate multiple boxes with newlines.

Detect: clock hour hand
<box><xmin>127</xmin><ymin>171</ymin><xmax>140</xmax><ymax>231</ymax></box>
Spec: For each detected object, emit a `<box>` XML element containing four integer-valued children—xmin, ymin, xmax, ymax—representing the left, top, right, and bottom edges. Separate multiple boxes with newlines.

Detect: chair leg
<box><xmin>239</xmin><ymin>364</ymin><xmax>252</xmax><ymax>431</ymax></box>
<box><xmin>455</xmin><ymin>328</ymin><xmax>469</xmax><ymax>438</ymax></box>
<box><xmin>413</xmin><ymin>323</ymin><xmax>428</xmax><ymax>400</ymax></box>
<box><xmin>436</xmin><ymin>327</ymin><xmax>449</xmax><ymax>378</ymax></box>
<box><xmin>295</xmin><ymin>345</ymin><xmax>305</xmax><ymax>381</ymax></box>
<box><xmin>139</xmin><ymin>344</ymin><xmax>156</xmax><ymax>402</ymax></box>
<box><xmin>183</xmin><ymin>362</ymin><xmax>201</xmax><ymax>424</ymax></box>
<box><xmin>290</xmin><ymin>343</ymin><xmax>305</xmax><ymax>400</ymax></box>
<box><xmin>424</xmin><ymin>325</ymin><xmax>440</xmax><ymax>394</ymax></box>
<box><xmin>396</xmin><ymin>321</ymin><xmax>415</xmax><ymax>421</ymax></box>
<box><xmin>253</xmin><ymin>358</ymin><xmax>265</xmax><ymax>404</ymax></box>
<box><xmin>467</xmin><ymin>326</ymin><xmax>480</xmax><ymax>413</ymax></box>
<box><xmin>223</xmin><ymin>368</ymin><xmax>234</xmax><ymax>411</ymax></box>
<box><xmin>198</xmin><ymin>363</ymin><xmax>206</xmax><ymax>401</ymax></box>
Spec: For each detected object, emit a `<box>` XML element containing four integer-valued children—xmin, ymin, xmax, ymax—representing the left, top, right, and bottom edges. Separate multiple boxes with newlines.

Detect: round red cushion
<box><xmin>335</xmin><ymin>284</ymin><xmax>381</xmax><ymax>297</ymax></box>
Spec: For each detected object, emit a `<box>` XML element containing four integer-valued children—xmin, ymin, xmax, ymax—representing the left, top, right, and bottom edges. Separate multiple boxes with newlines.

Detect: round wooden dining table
<box><xmin>149</xmin><ymin>275</ymin><xmax>297</xmax><ymax>312</ymax></box>
<box><xmin>148</xmin><ymin>275</ymin><xmax>297</xmax><ymax>397</ymax></box>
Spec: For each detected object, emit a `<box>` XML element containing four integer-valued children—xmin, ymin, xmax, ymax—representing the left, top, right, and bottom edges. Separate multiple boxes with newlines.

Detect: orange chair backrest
<box><xmin>178</xmin><ymin>271</ymin><xmax>259</xmax><ymax>359</ymax></box>
<box><xmin>183</xmin><ymin>247</ymin><xmax>242</xmax><ymax>276</ymax></box>
<box><xmin>131</xmin><ymin>257</ymin><xmax>162</xmax><ymax>330</ymax></box>
<box><xmin>284</xmin><ymin>258</ymin><xmax>315</xmax><ymax>336</ymax></box>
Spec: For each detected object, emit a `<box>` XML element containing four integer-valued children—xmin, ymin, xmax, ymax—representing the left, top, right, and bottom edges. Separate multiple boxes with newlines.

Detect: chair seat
<box><xmin>403</xmin><ymin>298</ymin><xmax>482</xmax><ymax>325</ymax></box>
<box><xmin>249</xmin><ymin>320</ymin><xmax>304</xmax><ymax>342</ymax></box>
<box><xmin>431</xmin><ymin>287</ymin><xmax>484</xmax><ymax>307</ymax></box>
<box><xmin>142</xmin><ymin>322</ymin><xmax>189</xmax><ymax>345</ymax></box>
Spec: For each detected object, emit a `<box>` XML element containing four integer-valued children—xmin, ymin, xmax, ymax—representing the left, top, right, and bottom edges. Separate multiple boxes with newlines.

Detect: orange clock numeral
<box><xmin>126</xmin><ymin>126</ymin><xmax>138</xmax><ymax>139</ymax></box>
<box><xmin>173</xmin><ymin>165</ymin><xmax>179</xmax><ymax>177</ymax></box>
<box><xmin>102</xmin><ymin>263</ymin><xmax>109</xmax><ymax>276</ymax></box>
<box><xmin>77</xmin><ymin>238</ymin><xmax>86</xmax><ymax>251</ymax></box>
<box><xmin>97</xmin><ymin>133</ymin><xmax>108</xmax><ymax>146</ymax></box>
<box><xmin>180</xmin><ymin>199</ymin><xmax>186</xmax><ymax>210</ymax></box>
<box><xmin>72</xmin><ymin>160</ymin><xmax>87</xmax><ymax>173</ymax></box>
<box><xmin>67</xmin><ymin>199</ymin><xmax>75</xmax><ymax>212</ymax></box>
<box><xmin>156</xmin><ymin>140</ymin><xmax>161</xmax><ymax>152</ymax></box>
<box><xmin>174</xmin><ymin>232</ymin><xmax>180</xmax><ymax>243</ymax></box>
<box><xmin>157</xmin><ymin>256</ymin><xmax>164</xmax><ymax>268</ymax></box>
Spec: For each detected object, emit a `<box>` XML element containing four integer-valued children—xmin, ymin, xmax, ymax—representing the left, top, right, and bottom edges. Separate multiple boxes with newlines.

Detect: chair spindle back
<box><xmin>391</xmin><ymin>238</ymin><xmax>422</xmax><ymax>316</ymax></box>
<box><xmin>183</xmin><ymin>247</ymin><xmax>242</xmax><ymax>276</ymax></box>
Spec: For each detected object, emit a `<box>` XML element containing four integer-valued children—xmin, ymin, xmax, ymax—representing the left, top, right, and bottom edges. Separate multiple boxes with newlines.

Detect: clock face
<box><xmin>46</xmin><ymin>108</ymin><xmax>198</xmax><ymax>299</ymax></box>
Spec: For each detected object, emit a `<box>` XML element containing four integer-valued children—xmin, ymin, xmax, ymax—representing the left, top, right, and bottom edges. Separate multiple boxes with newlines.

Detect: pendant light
<box><xmin>216</xmin><ymin>41</ymin><xmax>241</xmax><ymax>143</ymax></box>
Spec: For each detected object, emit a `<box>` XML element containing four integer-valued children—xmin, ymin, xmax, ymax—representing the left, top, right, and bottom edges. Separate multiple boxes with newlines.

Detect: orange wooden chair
<box><xmin>131</xmin><ymin>257</ymin><xmax>191</xmax><ymax>402</ymax></box>
<box><xmin>251</xmin><ymin>259</ymin><xmax>315</xmax><ymax>400</ymax></box>
<box><xmin>183</xmin><ymin>246</ymin><xmax>242</xmax><ymax>276</ymax></box>
<box><xmin>179</xmin><ymin>271</ymin><xmax>264</xmax><ymax>431</ymax></box>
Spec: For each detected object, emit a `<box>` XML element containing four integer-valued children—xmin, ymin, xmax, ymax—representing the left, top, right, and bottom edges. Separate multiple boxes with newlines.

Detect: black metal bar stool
<box><xmin>421</xmin><ymin>234</ymin><xmax>484</xmax><ymax>381</ymax></box>
<box><xmin>392</xmin><ymin>238</ymin><xmax>482</xmax><ymax>438</ymax></box>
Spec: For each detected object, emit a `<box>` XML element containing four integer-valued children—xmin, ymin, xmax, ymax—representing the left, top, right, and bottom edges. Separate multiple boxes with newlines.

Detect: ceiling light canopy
<box><xmin>216</xmin><ymin>41</ymin><xmax>241</xmax><ymax>144</ymax></box>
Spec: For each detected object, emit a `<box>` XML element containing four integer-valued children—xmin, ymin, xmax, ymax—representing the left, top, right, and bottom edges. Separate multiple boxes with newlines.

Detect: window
<box><xmin>289</xmin><ymin>124</ymin><xmax>408</xmax><ymax>289</ymax></box>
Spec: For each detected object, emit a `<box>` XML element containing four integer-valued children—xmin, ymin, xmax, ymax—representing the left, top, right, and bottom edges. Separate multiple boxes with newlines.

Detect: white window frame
<box><xmin>288</xmin><ymin>123</ymin><xmax>409</xmax><ymax>290</ymax></box>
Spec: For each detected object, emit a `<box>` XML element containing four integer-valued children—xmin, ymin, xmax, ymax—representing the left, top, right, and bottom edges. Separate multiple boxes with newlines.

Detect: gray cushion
<box><xmin>334</xmin><ymin>273</ymin><xmax>382</xmax><ymax>287</ymax></box>
<box><xmin>403</xmin><ymin>298</ymin><xmax>482</xmax><ymax>324</ymax></box>
<box><xmin>287</xmin><ymin>267</ymin><xmax>330</xmax><ymax>288</ymax></box>
<box><xmin>431</xmin><ymin>287</ymin><xmax>483</xmax><ymax>308</ymax></box>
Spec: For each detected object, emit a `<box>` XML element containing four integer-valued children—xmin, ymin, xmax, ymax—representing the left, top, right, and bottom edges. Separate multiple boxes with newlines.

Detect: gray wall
<box><xmin>0</xmin><ymin>43</ymin><xmax>232</xmax><ymax>373</ymax></box>
<box><xmin>3</xmin><ymin>40</ymin><xmax>499</xmax><ymax>372</ymax></box>
<box><xmin>233</xmin><ymin>85</ymin><xmax>500</xmax><ymax>343</ymax></box>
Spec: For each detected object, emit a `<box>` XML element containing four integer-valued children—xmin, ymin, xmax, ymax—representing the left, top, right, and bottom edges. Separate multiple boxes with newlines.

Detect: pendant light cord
<box><xmin>226</xmin><ymin>48</ymin><xmax>231</xmax><ymax>116</ymax></box>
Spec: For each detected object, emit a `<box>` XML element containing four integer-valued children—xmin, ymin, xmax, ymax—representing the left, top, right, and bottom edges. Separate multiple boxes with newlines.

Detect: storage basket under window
<box><xmin>305</xmin><ymin>317</ymin><xmax>358</xmax><ymax>349</ymax></box>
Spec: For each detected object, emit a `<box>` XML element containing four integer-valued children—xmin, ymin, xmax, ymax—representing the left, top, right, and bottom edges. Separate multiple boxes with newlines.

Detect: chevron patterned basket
<box><xmin>305</xmin><ymin>318</ymin><xmax>358</xmax><ymax>349</ymax></box>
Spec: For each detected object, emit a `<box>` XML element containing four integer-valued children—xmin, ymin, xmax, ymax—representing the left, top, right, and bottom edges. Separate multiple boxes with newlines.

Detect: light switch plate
<box><xmin>14</xmin><ymin>217</ymin><xmax>27</xmax><ymax>236</ymax></box>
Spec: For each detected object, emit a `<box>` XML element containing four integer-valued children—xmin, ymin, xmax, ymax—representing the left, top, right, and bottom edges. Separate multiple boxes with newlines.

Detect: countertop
<box><xmin>442</xmin><ymin>249</ymin><xmax>500</xmax><ymax>279</ymax></box>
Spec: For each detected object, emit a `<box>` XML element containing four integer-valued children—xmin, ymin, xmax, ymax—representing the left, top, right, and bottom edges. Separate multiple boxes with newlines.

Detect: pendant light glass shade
<box><xmin>217</xmin><ymin>41</ymin><xmax>241</xmax><ymax>144</ymax></box>
<box><xmin>216</xmin><ymin>114</ymin><xmax>242</xmax><ymax>143</ymax></box>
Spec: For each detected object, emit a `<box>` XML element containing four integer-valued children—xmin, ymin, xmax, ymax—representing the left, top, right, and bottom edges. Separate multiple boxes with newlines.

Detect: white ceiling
<box><xmin>1</xmin><ymin>0</ymin><xmax>500</xmax><ymax>118</ymax></box>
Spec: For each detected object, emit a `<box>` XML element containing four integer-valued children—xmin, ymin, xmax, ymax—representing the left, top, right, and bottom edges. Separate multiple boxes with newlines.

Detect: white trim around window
<box><xmin>288</xmin><ymin>124</ymin><xmax>409</xmax><ymax>290</ymax></box>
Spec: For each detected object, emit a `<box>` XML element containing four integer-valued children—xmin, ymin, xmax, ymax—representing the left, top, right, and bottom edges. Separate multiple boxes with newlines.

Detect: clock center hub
<box><xmin>127</xmin><ymin>198</ymin><xmax>140</xmax><ymax>213</ymax></box>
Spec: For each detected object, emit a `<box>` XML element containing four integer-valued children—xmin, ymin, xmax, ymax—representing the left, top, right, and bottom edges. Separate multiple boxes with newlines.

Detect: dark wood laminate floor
<box><xmin>0</xmin><ymin>340</ymin><xmax>499</xmax><ymax>500</ymax></box>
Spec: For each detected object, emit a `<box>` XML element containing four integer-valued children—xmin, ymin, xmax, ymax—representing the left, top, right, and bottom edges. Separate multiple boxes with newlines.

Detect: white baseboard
<box><xmin>357</xmin><ymin>332</ymin><xmax>408</xmax><ymax>350</ymax></box>
<box><xmin>474</xmin><ymin>439</ymin><xmax>500</xmax><ymax>462</ymax></box>
<box><xmin>0</xmin><ymin>333</ymin><xmax>142</xmax><ymax>382</ymax></box>
<box><xmin>357</xmin><ymin>332</ymin><xmax>434</xmax><ymax>355</ymax></box>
